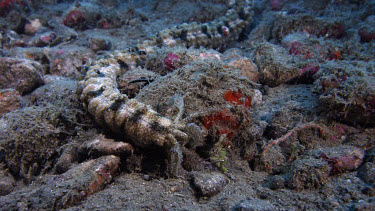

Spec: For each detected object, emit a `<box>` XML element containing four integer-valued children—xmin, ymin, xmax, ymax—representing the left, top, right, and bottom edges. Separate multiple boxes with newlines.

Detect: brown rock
<box><xmin>88</xmin><ymin>37</ymin><xmax>112</xmax><ymax>52</ymax></box>
<box><xmin>192</xmin><ymin>172</ymin><xmax>228</xmax><ymax>197</ymax></box>
<box><xmin>0</xmin><ymin>58</ymin><xmax>43</xmax><ymax>94</ymax></box>
<box><xmin>0</xmin><ymin>170</ymin><xmax>15</xmax><ymax>196</ymax></box>
<box><xmin>288</xmin><ymin>158</ymin><xmax>330</xmax><ymax>190</ymax></box>
<box><xmin>24</xmin><ymin>18</ymin><xmax>42</xmax><ymax>35</ymax></box>
<box><xmin>0</xmin><ymin>89</ymin><xmax>21</xmax><ymax>118</ymax></box>
<box><xmin>253</xmin><ymin>42</ymin><xmax>300</xmax><ymax>87</ymax></box>
<box><xmin>222</xmin><ymin>48</ymin><xmax>243</xmax><ymax>61</ymax></box>
<box><xmin>79</xmin><ymin>134</ymin><xmax>133</xmax><ymax>157</ymax></box>
<box><xmin>53</xmin><ymin>143</ymin><xmax>80</xmax><ymax>174</ymax></box>
<box><xmin>229</xmin><ymin>58</ymin><xmax>260</xmax><ymax>83</ymax></box>
<box><xmin>313</xmin><ymin>145</ymin><xmax>365</xmax><ymax>174</ymax></box>
<box><xmin>0</xmin><ymin>155</ymin><xmax>120</xmax><ymax>210</ymax></box>
<box><xmin>43</xmin><ymin>45</ymin><xmax>94</xmax><ymax>79</ymax></box>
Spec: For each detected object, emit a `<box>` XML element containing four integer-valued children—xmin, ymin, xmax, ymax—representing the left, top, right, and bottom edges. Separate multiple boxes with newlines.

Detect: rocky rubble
<box><xmin>0</xmin><ymin>0</ymin><xmax>374</xmax><ymax>210</ymax></box>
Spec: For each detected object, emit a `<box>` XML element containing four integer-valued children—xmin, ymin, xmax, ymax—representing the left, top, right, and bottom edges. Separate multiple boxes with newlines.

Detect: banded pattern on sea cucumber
<box><xmin>77</xmin><ymin>0</ymin><xmax>254</xmax><ymax>176</ymax></box>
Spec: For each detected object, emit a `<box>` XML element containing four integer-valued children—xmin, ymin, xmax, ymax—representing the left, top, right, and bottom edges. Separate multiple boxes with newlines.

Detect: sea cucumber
<box><xmin>77</xmin><ymin>0</ymin><xmax>254</xmax><ymax>177</ymax></box>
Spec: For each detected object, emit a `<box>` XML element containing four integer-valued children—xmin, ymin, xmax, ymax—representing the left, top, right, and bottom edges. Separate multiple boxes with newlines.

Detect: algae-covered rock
<box><xmin>233</xmin><ymin>197</ymin><xmax>277</xmax><ymax>211</ymax></box>
<box><xmin>0</xmin><ymin>155</ymin><xmax>120</xmax><ymax>210</ymax></box>
<box><xmin>0</xmin><ymin>79</ymin><xmax>94</xmax><ymax>180</ymax></box>
<box><xmin>253</xmin><ymin>42</ymin><xmax>301</xmax><ymax>87</ymax></box>
<box><xmin>288</xmin><ymin>158</ymin><xmax>330</xmax><ymax>190</ymax></box>
<box><xmin>314</xmin><ymin>61</ymin><xmax>375</xmax><ymax>127</ymax></box>
<box><xmin>0</xmin><ymin>105</ymin><xmax>77</xmax><ymax>180</ymax></box>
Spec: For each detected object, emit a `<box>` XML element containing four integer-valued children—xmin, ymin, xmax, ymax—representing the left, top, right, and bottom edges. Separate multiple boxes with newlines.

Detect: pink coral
<box><xmin>164</xmin><ymin>53</ymin><xmax>180</xmax><ymax>71</ymax></box>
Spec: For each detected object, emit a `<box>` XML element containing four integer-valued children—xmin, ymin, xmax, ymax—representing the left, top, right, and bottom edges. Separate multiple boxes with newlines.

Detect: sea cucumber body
<box><xmin>77</xmin><ymin>0</ymin><xmax>254</xmax><ymax>176</ymax></box>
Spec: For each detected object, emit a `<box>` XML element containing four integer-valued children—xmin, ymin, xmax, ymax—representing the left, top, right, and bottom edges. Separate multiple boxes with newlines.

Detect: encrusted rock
<box><xmin>0</xmin><ymin>102</ymin><xmax>91</xmax><ymax>180</ymax></box>
<box><xmin>270</xmin><ymin>175</ymin><xmax>285</xmax><ymax>190</ymax></box>
<box><xmin>253</xmin><ymin>42</ymin><xmax>300</xmax><ymax>87</ymax></box>
<box><xmin>47</xmin><ymin>20</ymin><xmax>78</xmax><ymax>46</ymax></box>
<box><xmin>233</xmin><ymin>197</ymin><xmax>277</xmax><ymax>211</ymax></box>
<box><xmin>0</xmin><ymin>155</ymin><xmax>120</xmax><ymax>210</ymax></box>
<box><xmin>309</xmin><ymin>145</ymin><xmax>365</xmax><ymax>174</ymax></box>
<box><xmin>314</xmin><ymin>61</ymin><xmax>375</xmax><ymax>127</ymax></box>
<box><xmin>0</xmin><ymin>30</ymin><xmax>27</xmax><ymax>49</ymax></box>
<box><xmin>88</xmin><ymin>36</ymin><xmax>112</xmax><ymax>52</ymax></box>
<box><xmin>358</xmin><ymin>162</ymin><xmax>375</xmax><ymax>184</ymax></box>
<box><xmin>0</xmin><ymin>58</ymin><xmax>43</xmax><ymax>95</ymax></box>
<box><xmin>53</xmin><ymin>143</ymin><xmax>80</xmax><ymax>174</ymax></box>
<box><xmin>288</xmin><ymin>158</ymin><xmax>330</xmax><ymax>190</ymax></box>
<box><xmin>28</xmin><ymin>31</ymin><xmax>56</xmax><ymax>47</ymax></box>
<box><xmin>0</xmin><ymin>88</ymin><xmax>21</xmax><ymax>118</ymax></box>
<box><xmin>272</xmin><ymin>15</ymin><xmax>345</xmax><ymax>42</ymax></box>
<box><xmin>229</xmin><ymin>57</ymin><xmax>260</xmax><ymax>83</ymax></box>
<box><xmin>117</xmin><ymin>68</ymin><xmax>158</xmax><ymax>98</ymax></box>
<box><xmin>42</xmin><ymin>45</ymin><xmax>94</xmax><ymax>79</ymax></box>
<box><xmin>192</xmin><ymin>172</ymin><xmax>227</xmax><ymax>197</ymax></box>
<box><xmin>79</xmin><ymin>134</ymin><xmax>133</xmax><ymax>157</ymax></box>
<box><xmin>0</xmin><ymin>170</ymin><xmax>15</xmax><ymax>196</ymax></box>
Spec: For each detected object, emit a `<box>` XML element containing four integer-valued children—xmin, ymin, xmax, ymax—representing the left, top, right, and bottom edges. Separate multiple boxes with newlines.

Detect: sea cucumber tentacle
<box><xmin>77</xmin><ymin>0</ymin><xmax>254</xmax><ymax>177</ymax></box>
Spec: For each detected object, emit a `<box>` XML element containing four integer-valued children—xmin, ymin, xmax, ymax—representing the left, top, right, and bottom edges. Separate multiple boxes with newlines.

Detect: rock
<box><xmin>0</xmin><ymin>147</ymin><xmax>5</xmax><ymax>162</ymax></box>
<box><xmin>47</xmin><ymin>20</ymin><xmax>78</xmax><ymax>46</ymax></box>
<box><xmin>60</xmin><ymin>1</ymin><xmax>121</xmax><ymax>30</ymax></box>
<box><xmin>7</xmin><ymin>11</ymin><xmax>28</xmax><ymax>34</ymax></box>
<box><xmin>117</xmin><ymin>68</ymin><xmax>158</xmax><ymax>98</ymax></box>
<box><xmin>288</xmin><ymin>158</ymin><xmax>330</xmax><ymax>190</ymax></box>
<box><xmin>42</xmin><ymin>45</ymin><xmax>94</xmax><ymax>79</ymax></box>
<box><xmin>0</xmin><ymin>30</ymin><xmax>27</xmax><ymax>49</ymax></box>
<box><xmin>5</xmin><ymin>47</ymin><xmax>46</xmax><ymax>68</ymax></box>
<box><xmin>222</xmin><ymin>48</ymin><xmax>244</xmax><ymax>61</ymax></box>
<box><xmin>0</xmin><ymin>58</ymin><xmax>43</xmax><ymax>95</ymax></box>
<box><xmin>233</xmin><ymin>197</ymin><xmax>277</xmax><ymax>211</ymax></box>
<box><xmin>229</xmin><ymin>57</ymin><xmax>260</xmax><ymax>83</ymax></box>
<box><xmin>24</xmin><ymin>18</ymin><xmax>42</xmax><ymax>35</ymax></box>
<box><xmin>281</xmin><ymin>33</ymin><xmax>341</xmax><ymax>62</ymax></box>
<box><xmin>309</xmin><ymin>145</ymin><xmax>365</xmax><ymax>174</ymax></box>
<box><xmin>53</xmin><ymin>143</ymin><xmax>80</xmax><ymax>174</ymax></box>
<box><xmin>314</xmin><ymin>61</ymin><xmax>375</xmax><ymax>127</ymax></box>
<box><xmin>192</xmin><ymin>172</ymin><xmax>227</xmax><ymax>197</ymax></box>
<box><xmin>79</xmin><ymin>134</ymin><xmax>133</xmax><ymax>157</ymax></box>
<box><xmin>88</xmin><ymin>36</ymin><xmax>112</xmax><ymax>52</ymax></box>
<box><xmin>0</xmin><ymin>102</ymin><xmax>92</xmax><ymax>181</ymax></box>
<box><xmin>351</xmin><ymin>200</ymin><xmax>375</xmax><ymax>211</ymax></box>
<box><xmin>0</xmin><ymin>88</ymin><xmax>21</xmax><ymax>118</ymax></box>
<box><xmin>253</xmin><ymin>42</ymin><xmax>300</xmax><ymax>87</ymax></box>
<box><xmin>270</xmin><ymin>175</ymin><xmax>285</xmax><ymax>190</ymax></box>
<box><xmin>0</xmin><ymin>155</ymin><xmax>120</xmax><ymax>210</ymax></box>
<box><xmin>272</xmin><ymin>15</ymin><xmax>344</xmax><ymax>42</ymax></box>
<box><xmin>358</xmin><ymin>162</ymin><xmax>375</xmax><ymax>184</ymax></box>
<box><xmin>22</xmin><ymin>78</ymin><xmax>80</xmax><ymax>108</ymax></box>
<box><xmin>28</xmin><ymin>31</ymin><xmax>56</xmax><ymax>47</ymax></box>
<box><xmin>247</xmin><ymin>20</ymin><xmax>273</xmax><ymax>45</ymax></box>
<box><xmin>0</xmin><ymin>170</ymin><xmax>15</xmax><ymax>196</ymax></box>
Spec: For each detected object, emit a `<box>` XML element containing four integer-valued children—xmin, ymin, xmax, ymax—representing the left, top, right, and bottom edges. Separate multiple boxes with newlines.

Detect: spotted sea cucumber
<box><xmin>77</xmin><ymin>0</ymin><xmax>254</xmax><ymax>177</ymax></box>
